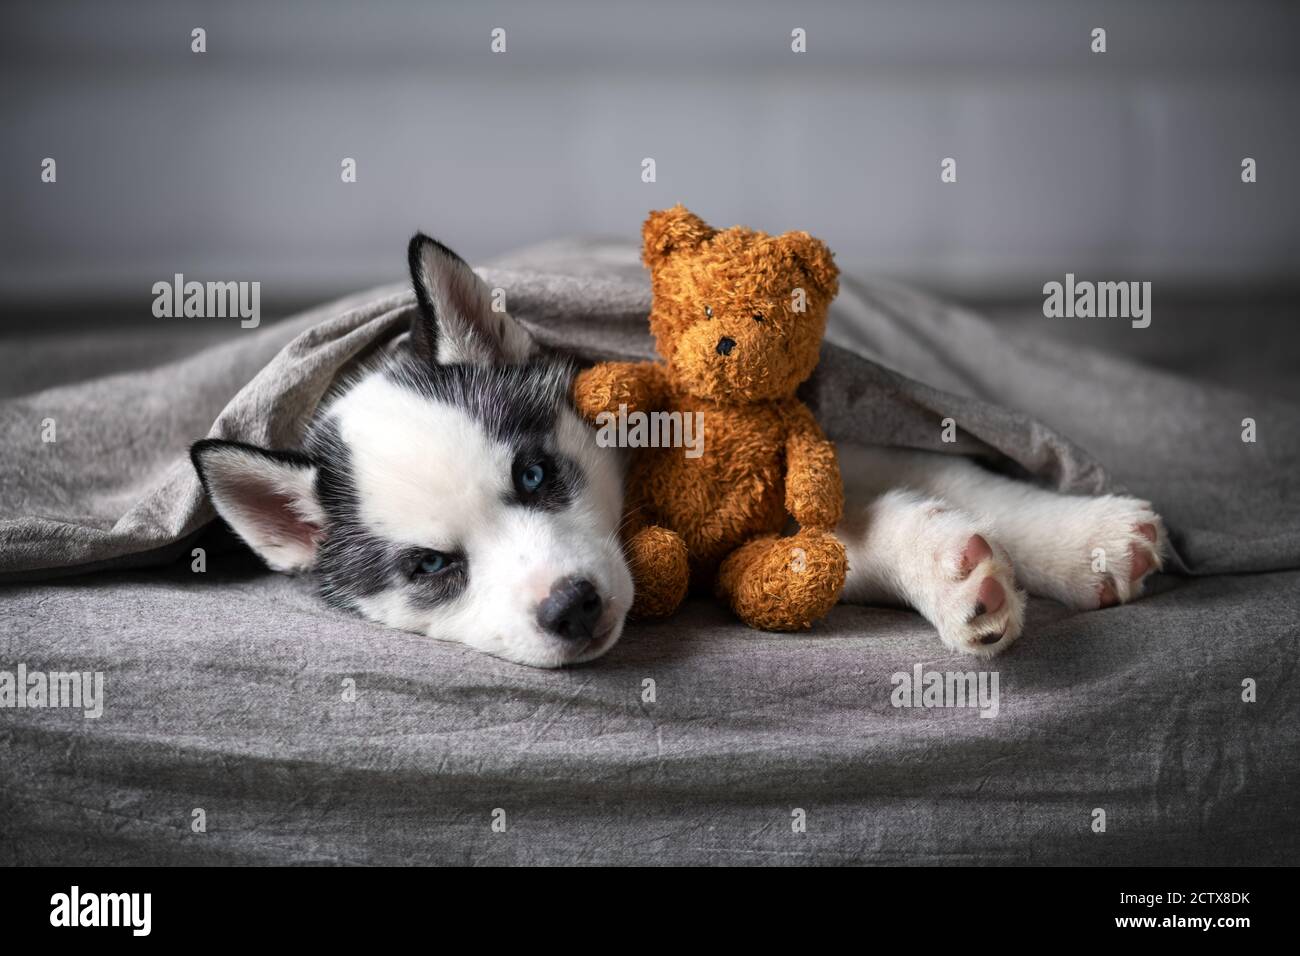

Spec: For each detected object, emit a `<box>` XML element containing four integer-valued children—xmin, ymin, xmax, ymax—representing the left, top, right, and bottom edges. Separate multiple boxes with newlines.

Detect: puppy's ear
<box><xmin>407</xmin><ymin>233</ymin><xmax>535</xmax><ymax>366</ymax></box>
<box><xmin>642</xmin><ymin>205</ymin><xmax>715</xmax><ymax>270</ymax></box>
<box><xmin>191</xmin><ymin>439</ymin><xmax>324</xmax><ymax>573</ymax></box>
<box><xmin>778</xmin><ymin>230</ymin><xmax>839</xmax><ymax>301</ymax></box>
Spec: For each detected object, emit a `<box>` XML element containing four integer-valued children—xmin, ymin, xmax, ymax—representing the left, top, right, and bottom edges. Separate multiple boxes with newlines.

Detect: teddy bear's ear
<box><xmin>642</xmin><ymin>205</ymin><xmax>715</xmax><ymax>269</ymax></box>
<box><xmin>779</xmin><ymin>231</ymin><xmax>840</xmax><ymax>300</ymax></box>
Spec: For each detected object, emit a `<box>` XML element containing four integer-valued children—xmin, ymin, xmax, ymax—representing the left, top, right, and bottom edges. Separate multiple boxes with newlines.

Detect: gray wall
<box><xmin>3</xmin><ymin>0</ymin><xmax>1297</xmax><ymax>308</ymax></box>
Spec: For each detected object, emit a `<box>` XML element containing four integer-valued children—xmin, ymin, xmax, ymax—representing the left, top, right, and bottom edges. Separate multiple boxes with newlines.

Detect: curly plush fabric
<box><xmin>574</xmin><ymin>206</ymin><xmax>847</xmax><ymax>630</ymax></box>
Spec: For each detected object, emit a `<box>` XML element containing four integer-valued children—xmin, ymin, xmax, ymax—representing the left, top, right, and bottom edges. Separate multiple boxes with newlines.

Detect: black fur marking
<box><xmin>382</xmin><ymin>351</ymin><xmax>579</xmax><ymax>454</ymax></box>
<box><xmin>305</xmin><ymin>417</ymin><xmax>395</xmax><ymax>606</ymax></box>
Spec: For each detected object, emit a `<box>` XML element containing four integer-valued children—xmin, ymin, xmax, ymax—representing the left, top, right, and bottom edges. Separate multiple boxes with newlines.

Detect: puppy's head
<box><xmin>192</xmin><ymin>235</ymin><xmax>633</xmax><ymax>668</ymax></box>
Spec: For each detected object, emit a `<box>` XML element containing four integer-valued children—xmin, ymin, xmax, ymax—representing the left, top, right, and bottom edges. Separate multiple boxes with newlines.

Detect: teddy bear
<box><xmin>573</xmin><ymin>205</ymin><xmax>848</xmax><ymax>630</ymax></box>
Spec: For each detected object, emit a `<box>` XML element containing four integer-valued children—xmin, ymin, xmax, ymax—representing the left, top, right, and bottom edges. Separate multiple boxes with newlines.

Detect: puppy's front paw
<box><xmin>1026</xmin><ymin>495</ymin><xmax>1167</xmax><ymax>610</ymax></box>
<box><xmin>919</xmin><ymin>516</ymin><xmax>1026</xmax><ymax>657</ymax></box>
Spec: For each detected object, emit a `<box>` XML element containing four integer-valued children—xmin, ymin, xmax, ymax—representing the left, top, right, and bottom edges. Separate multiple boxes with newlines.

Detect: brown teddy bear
<box><xmin>573</xmin><ymin>205</ymin><xmax>848</xmax><ymax>630</ymax></box>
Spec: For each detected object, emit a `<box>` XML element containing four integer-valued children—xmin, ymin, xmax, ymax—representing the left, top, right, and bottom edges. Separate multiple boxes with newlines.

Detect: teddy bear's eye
<box><xmin>753</xmin><ymin>313</ymin><xmax>764</xmax><ymax>323</ymax></box>
<box><xmin>704</xmin><ymin>305</ymin><xmax>713</xmax><ymax>319</ymax></box>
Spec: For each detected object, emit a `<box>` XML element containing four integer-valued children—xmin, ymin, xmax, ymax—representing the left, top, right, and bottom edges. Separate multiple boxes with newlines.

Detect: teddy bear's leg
<box><xmin>716</xmin><ymin>529</ymin><xmax>847</xmax><ymax>631</ymax></box>
<box><xmin>626</xmin><ymin>524</ymin><xmax>690</xmax><ymax>618</ymax></box>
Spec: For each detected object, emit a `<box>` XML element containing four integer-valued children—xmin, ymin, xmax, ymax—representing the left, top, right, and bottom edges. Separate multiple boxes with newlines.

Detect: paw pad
<box><xmin>1128</xmin><ymin>544</ymin><xmax>1153</xmax><ymax>582</ymax></box>
<box><xmin>959</xmin><ymin>534</ymin><xmax>993</xmax><ymax>577</ymax></box>
<box><xmin>929</xmin><ymin>527</ymin><xmax>1025</xmax><ymax>656</ymax></box>
<box><xmin>974</xmin><ymin>576</ymin><xmax>1006</xmax><ymax>617</ymax></box>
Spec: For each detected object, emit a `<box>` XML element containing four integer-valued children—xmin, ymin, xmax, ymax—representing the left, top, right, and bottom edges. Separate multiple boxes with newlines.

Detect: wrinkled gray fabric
<box><xmin>1</xmin><ymin>240</ymin><xmax>1297</xmax><ymax>865</ymax></box>
<box><xmin>2</xmin><ymin>558</ymin><xmax>1296</xmax><ymax>865</ymax></box>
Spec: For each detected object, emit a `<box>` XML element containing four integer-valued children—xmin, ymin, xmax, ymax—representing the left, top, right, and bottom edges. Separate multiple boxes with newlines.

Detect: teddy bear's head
<box><xmin>641</xmin><ymin>205</ymin><xmax>839</xmax><ymax>403</ymax></box>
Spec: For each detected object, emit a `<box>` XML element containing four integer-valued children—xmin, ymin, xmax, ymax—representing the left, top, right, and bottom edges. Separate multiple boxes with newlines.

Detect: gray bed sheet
<box><xmin>1</xmin><ymin>241</ymin><xmax>1298</xmax><ymax>865</ymax></box>
<box><xmin>3</xmin><ymin>555</ymin><xmax>1295</xmax><ymax>865</ymax></box>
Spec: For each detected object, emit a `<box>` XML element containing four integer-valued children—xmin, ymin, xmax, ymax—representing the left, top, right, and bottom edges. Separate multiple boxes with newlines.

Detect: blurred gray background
<box><xmin>2</xmin><ymin>0</ymin><xmax>1298</xmax><ymax>389</ymax></box>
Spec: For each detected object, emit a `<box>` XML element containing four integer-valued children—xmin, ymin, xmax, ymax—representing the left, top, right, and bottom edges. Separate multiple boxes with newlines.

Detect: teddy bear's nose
<box><xmin>716</xmin><ymin>336</ymin><xmax>736</xmax><ymax>356</ymax></box>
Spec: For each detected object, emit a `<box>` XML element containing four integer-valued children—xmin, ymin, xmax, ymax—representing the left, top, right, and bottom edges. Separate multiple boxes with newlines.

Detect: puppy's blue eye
<box><xmin>520</xmin><ymin>463</ymin><xmax>545</xmax><ymax>492</ymax></box>
<box><xmin>704</xmin><ymin>305</ymin><xmax>713</xmax><ymax>318</ymax></box>
<box><xmin>416</xmin><ymin>550</ymin><xmax>451</xmax><ymax>575</ymax></box>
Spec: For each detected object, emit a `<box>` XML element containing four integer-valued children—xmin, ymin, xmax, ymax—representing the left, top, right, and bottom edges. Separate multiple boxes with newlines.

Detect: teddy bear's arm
<box><xmin>572</xmin><ymin>361</ymin><xmax>670</xmax><ymax>421</ymax></box>
<box><xmin>783</xmin><ymin>404</ymin><xmax>844</xmax><ymax>531</ymax></box>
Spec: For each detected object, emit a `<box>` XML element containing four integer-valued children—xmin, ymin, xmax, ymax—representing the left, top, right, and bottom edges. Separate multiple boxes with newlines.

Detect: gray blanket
<box><xmin>2</xmin><ymin>241</ymin><xmax>1298</xmax><ymax>865</ymax></box>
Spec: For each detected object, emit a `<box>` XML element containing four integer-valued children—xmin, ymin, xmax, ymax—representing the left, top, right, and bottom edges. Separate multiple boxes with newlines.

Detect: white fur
<box><xmin>835</xmin><ymin>444</ymin><xmax>1167</xmax><ymax>655</ymax></box>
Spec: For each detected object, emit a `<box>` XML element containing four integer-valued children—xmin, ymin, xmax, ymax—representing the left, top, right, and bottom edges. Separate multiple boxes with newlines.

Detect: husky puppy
<box><xmin>193</xmin><ymin>235</ymin><xmax>1166</xmax><ymax>666</ymax></box>
<box><xmin>192</xmin><ymin>236</ymin><xmax>633</xmax><ymax>668</ymax></box>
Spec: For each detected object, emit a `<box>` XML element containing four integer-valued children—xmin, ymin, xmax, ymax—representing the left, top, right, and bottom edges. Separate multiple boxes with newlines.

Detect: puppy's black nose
<box><xmin>716</xmin><ymin>336</ymin><xmax>736</xmax><ymax>356</ymax></box>
<box><xmin>537</xmin><ymin>576</ymin><xmax>602</xmax><ymax>642</ymax></box>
